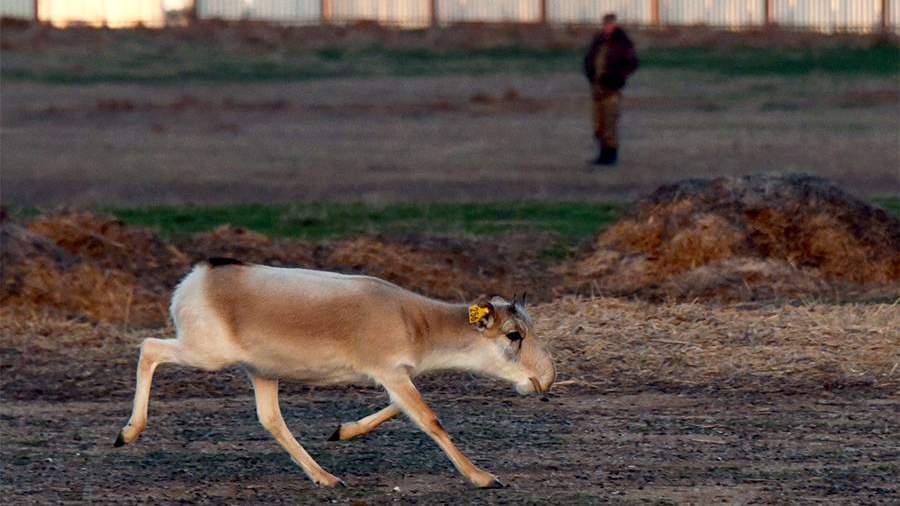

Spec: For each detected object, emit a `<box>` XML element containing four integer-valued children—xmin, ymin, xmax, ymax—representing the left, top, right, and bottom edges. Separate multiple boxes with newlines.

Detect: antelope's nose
<box><xmin>539</xmin><ymin>365</ymin><xmax>556</xmax><ymax>397</ymax></box>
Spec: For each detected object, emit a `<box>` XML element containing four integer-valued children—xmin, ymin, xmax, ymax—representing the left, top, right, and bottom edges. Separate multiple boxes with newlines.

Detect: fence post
<box><xmin>33</xmin><ymin>0</ymin><xmax>38</xmax><ymax>22</ymax></box>
<box><xmin>430</xmin><ymin>0</ymin><xmax>438</xmax><ymax>28</ymax></box>
<box><xmin>764</xmin><ymin>0</ymin><xmax>772</xmax><ymax>27</ymax></box>
<box><xmin>881</xmin><ymin>0</ymin><xmax>888</xmax><ymax>33</ymax></box>
<box><xmin>540</xmin><ymin>0</ymin><xmax>547</xmax><ymax>24</ymax></box>
<box><xmin>321</xmin><ymin>0</ymin><xmax>331</xmax><ymax>24</ymax></box>
<box><xmin>651</xmin><ymin>0</ymin><xmax>660</xmax><ymax>27</ymax></box>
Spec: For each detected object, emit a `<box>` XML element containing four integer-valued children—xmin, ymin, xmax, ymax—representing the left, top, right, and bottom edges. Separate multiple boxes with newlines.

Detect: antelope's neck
<box><xmin>415</xmin><ymin>302</ymin><xmax>484</xmax><ymax>373</ymax></box>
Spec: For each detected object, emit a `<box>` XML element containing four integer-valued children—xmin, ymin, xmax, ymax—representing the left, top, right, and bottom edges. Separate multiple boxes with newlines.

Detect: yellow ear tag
<box><xmin>468</xmin><ymin>304</ymin><xmax>491</xmax><ymax>324</ymax></box>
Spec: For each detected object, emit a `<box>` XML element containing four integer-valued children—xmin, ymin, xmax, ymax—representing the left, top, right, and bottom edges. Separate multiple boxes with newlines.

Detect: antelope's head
<box><xmin>468</xmin><ymin>294</ymin><xmax>556</xmax><ymax>396</ymax></box>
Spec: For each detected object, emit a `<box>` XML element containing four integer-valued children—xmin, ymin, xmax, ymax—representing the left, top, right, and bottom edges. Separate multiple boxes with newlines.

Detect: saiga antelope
<box><xmin>115</xmin><ymin>258</ymin><xmax>556</xmax><ymax>488</ymax></box>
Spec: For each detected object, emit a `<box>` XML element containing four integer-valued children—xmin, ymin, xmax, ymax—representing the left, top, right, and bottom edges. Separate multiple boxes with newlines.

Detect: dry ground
<box><xmin>2</xmin><ymin>298</ymin><xmax>898</xmax><ymax>504</ymax></box>
<box><xmin>2</xmin><ymin>70</ymin><xmax>898</xmax><ymax>206</ymax></box>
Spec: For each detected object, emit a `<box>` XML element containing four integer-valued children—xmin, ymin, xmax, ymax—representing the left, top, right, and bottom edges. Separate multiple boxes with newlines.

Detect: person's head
<box><xmin>602</xmin><ymin>13</ymin><xmax>618</xmax><ymax>35</ymax></box>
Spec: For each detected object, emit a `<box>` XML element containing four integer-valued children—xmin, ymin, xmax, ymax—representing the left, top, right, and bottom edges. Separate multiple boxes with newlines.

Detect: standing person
<box><xmin>583</xmin><ymin>13</ymin><xmax>639</xmax><ymax>166</ymax></box>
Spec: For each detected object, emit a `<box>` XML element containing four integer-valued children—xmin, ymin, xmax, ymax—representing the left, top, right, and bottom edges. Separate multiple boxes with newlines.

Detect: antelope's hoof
<box><xmin>315</xmin><ymin>475</ymin><xmax>346</xmax><ymax>488</ymax></box>
<box><xmin>113</xmin><ymin>431</ymin><xmax>126</xmax><ymax>447</ymax></box>
<box><xmin>474</xmin><ymin>473</ymin><xmax>505</xmax><ymax>489</ymax></box>
<box><xmin>482</xmin><ymin>478</ymin><xmax>506</xmax><ymax>489</ymax></box>
<box><xmin>327</xmin><ymin>426</ymin><xmax>342</xmax><ymax>441</ymax></box>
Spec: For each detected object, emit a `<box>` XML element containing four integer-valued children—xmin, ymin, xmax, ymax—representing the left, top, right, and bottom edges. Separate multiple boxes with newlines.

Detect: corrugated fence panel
<box><xmin>892</xmin><ymin>0</ymin><xmax>900</xmax><ymax>29</ymax></box>
<box><xmin>106</xmin><ymin>0</ymin><xmax>166</xmax><ymax>27</ymax></box>
<box><xmin>773</xmin><ymin>0</ymin><xmax>883</xmax><ymax>33</ymax></box>
<box><xmin>39</xmin><ymin>0</ymin><xmax>104</xmax><ymax>26</ymax></box>
<box><xmin>547</xmin><ymin>0</ymin><xmax>653</xmax><ymax>25</ymax></box>
<box><xmin>199</xmin><ymin>0</ymin><xmax>320</xmax><ymax>23</ymax></box>
<box><xmin>248</xmin><ymin>0</ymin><xmax>320</xmax><ymax>23</ymax></box>
<box><xmin>0</xmin><ymin>0</ymin><xmax>34</xmax><ymax>18</ymax></box>
<box><xmin>661</xmin><ymin>0</ymin><xmax>765</xmax><ymax>28</ymax></box>
<box><xmin>3</xmin><ymin>0</ymin><xmax>896</xmax><ymax>33</ymax></box>
<box><xmin>331</xmin><ymin>0</ymin><xmax>431</xmax><ymax>27</ymax></box>
<box><xmin>36</xmin><ymin>0</ymin><xmax>165</xmax><ymax>27</ymax></box>
<box><xmin>439</xmin><ymin>0</ymin><xmax>541</xmax><ymax>23</ymax></box>
<box><xmin>198</xmin><ymin>0</ymin><xmax>243</xmax><ymax>20</ymax></box>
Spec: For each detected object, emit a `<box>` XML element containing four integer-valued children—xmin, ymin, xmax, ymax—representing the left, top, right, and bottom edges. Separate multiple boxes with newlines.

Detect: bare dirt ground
<box><xmin>4</xmin><ymin>391</ymin><xmax>898</xmax><ymax>504</ymax></box>
<box><xmin>2</xmin><ymin>298</ymin><xmax>898</xmax><ymax>504</ymax></box>
<box><xmin>2</xmin><ymin>70</ymin><xmax>898</xmax><ymax>206</ymax></box>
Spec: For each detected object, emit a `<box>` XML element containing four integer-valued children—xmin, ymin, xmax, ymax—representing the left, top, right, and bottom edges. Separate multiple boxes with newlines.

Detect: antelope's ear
<box><xmin>468</xmin><ymin>298</ymin><xmax>495</xmax><ymax>332</ymax></box>
<box><xmin>511</xmin><ymin>291</ymin><xmax>528</xmax><ymax>311</ymax></box>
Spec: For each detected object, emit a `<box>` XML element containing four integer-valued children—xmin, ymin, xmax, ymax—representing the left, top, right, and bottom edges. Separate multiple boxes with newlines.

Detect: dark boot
<box><xmin>600</xmin><ymin>147</ymin><xmax>618</xmax><ymax>165</ymax></box>
<box><xmin>593</xmin><ymin>146</ymin><xmax>618</xmax><ymax>165</ymax></box>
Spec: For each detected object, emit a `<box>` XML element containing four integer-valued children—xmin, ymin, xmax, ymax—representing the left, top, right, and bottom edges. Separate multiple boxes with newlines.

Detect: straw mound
<box><xmin>2</xmin><ymin>220</ymin><xmax>166</xmax><ymax>326</ymax></box>
<box><xmin>27</xmin><ymin>211</ymin><xmax>190</xmax><ymax>291</ymax></box>
<box><xmin>326</xmin><ymin>237</ymin><xmax>498</xmax><ymax>301</ymax></box>
<box><xmin>185</xmin><ymin>225</ymin><xmax>316</xmax><ymax>267</ymax></box>
<box><xmin>575</xmin><ymin>174</ymin><xmax>900</xmax><ymax>299</ymax></box>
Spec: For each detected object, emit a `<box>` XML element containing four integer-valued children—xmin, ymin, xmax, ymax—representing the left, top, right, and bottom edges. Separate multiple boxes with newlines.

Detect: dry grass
<box><xmin>537</xmin><ymin>296</ymin><xmax>900</xmax><ymax>393</ymax></box>
<box><xmin>2</xmin><ymin>261</ymin><xmax>166</xmax><ymax>326</ymax></box>
<box><xmin>0</xmin><ymin>304</ymin><xmax>144</xmax><ymax>358</ymax></box>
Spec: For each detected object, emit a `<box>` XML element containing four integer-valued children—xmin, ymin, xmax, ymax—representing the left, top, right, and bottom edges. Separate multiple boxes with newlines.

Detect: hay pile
<box><xmin>326</xmin><ymin>237</ymin><xmax>498</xmax><ymax>301</ymax></box>
<box><xmin>573</xmin><ymin>174</ymin><xmax>899</xmax><ymax>300</ymax></box>
<box><xmin>185</xmin><ymin>225</ymin><xmax>316</xmax><ymax>267</ymax></box>
<box><xmin>2</xmin><ymin>211</ymin><xmax>189</xmax><ymax>325</ymax></box>
<box><xmin>27</xmin><ymin>211</ymin><xmax>190</xmax><ymax>291</ymax></box>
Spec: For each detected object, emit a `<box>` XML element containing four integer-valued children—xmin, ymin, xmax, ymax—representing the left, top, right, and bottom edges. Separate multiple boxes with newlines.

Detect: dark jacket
<box><xmin>583</xmin><ymin>28</ymin><xmax>639</xmax><ymax>91</ymax></box>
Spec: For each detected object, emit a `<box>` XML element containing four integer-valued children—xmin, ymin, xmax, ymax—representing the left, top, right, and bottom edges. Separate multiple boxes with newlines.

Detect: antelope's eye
<box><xmin>506</xmin><ymin>331</ymin><xmax>523</xmax><ymax>342</ymax></box>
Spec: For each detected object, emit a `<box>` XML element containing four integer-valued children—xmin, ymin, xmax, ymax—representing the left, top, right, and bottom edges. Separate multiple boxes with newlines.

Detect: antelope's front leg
<box><xmin>380</xmin><ymin>375</ymin><xmax>503</xmax><ymax>488</ymax></box>
<box><xmin>329</xmin><ymin>404</ymin><xmax>401</xmax><ymax>441</ymax></box>
<box><xmin>249</xmin><ymin>375</ymin><xmax>345</xmax><ymax>487</ymax></box>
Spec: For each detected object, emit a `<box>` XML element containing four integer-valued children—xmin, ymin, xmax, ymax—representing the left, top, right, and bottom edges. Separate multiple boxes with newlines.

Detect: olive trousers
<box><xmin>591</xmin><ymin>87</ymin><xmax>621</xmax><ymax>149</ymax></box>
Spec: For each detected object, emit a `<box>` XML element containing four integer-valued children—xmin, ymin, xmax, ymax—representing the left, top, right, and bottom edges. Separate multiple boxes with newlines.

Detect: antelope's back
<box><xmin>199</xmin><ymin>264</ymin><xmax>413</xmax><ymax>377</ymax></box>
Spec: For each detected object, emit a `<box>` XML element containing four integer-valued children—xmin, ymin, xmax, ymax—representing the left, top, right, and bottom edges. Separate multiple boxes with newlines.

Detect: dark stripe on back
<box><xmin>207</xmin><ymin>257</ymin><xmax>245</xmax><ymax>268</ymax></box>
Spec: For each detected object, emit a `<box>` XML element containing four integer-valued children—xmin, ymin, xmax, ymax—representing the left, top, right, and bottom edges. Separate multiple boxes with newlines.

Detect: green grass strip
<box><xmin>108</xmin><ymin>201</ymin><xmax>622</xmax><ymax>241</ymax></box>
<box><xmin>4</xmin><ymin>44</ymin><xmax>897</xmax><ymax>84</ymax></box>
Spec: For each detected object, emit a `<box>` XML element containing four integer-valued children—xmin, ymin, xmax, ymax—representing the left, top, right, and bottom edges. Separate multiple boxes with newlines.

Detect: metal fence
<box><xmin>330</xmin><ymin>0</ymin><xmax>432</xmax><ymax>27</ymax></box>
<box><xmin>2</xmin><ymin>1</ymin><xmax>898</xmax><ymax>33</ymax></box>
<box><xmin>438</xmin><ymin>0</ymin><xmax>542</xmax><ymax>24</ymax></box>
<box><xmin>0</xmin><ymin>0</ymin><xmax>31</xmax><ymax>19</ymax></box>
<box><xmin>661</xmin><ymin>0</ymin><xmax>766</xmax><ymax>27</ymax></box>
<box><xmin>197</xmin><ymin>0</ymin><xmax>320</xmax><ymax>23</ymax></box>
<box><xmin>548</xmin><ymin>1</ymin><xmax>654</xmax><ymax>25</ymax></box>
<box><xmin>0</xmin><ymin>0</ymin><xmax>167</xmax><ymax>27</ymax></box>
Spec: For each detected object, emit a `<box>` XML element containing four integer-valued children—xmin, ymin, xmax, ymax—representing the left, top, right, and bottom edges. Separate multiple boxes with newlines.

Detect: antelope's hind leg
<box><xmin>250</xmin><ymin>375</ymin><xmax>345</xmax><ymax>487</ymax></box>
<box><xmin>115</xmin><ymin>338</ymin><xmax>182</xmax><ymax>447</ymax></box>
<box><xmin>328</xmin><ymin>404</ymin><xmax>401</xmax><ymax>442</ymax></box>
